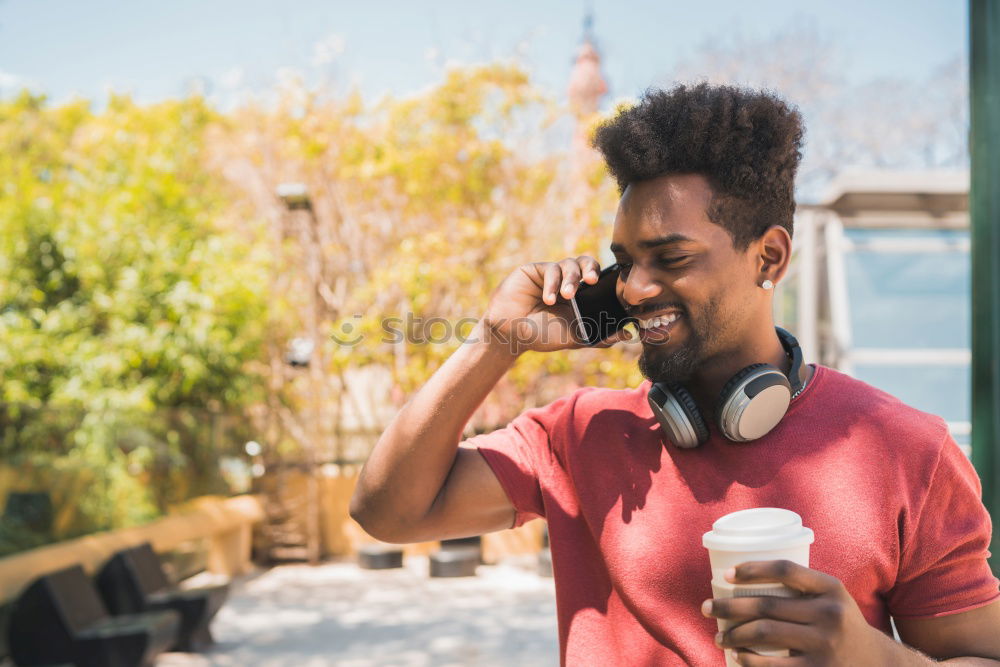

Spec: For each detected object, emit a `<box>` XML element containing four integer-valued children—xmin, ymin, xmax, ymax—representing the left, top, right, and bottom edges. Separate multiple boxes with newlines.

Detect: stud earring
<box><xmin>761</xmin><ymin>280</ymin><xmax>774</xmax><ymax>290</ymax></box>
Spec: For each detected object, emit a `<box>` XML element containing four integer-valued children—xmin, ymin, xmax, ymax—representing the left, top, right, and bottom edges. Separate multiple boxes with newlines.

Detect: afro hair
<box><xmin>592</xmin><ymin>82</ymin><xmax>804</xmax><ymax>252</ymax></box>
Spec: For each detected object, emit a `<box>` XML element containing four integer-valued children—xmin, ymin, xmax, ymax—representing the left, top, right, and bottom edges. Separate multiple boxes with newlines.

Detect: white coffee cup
<box><xmin>702</xmin><ymin>508</ymin><xmax>814</xmax><ymax>666</ymax></box>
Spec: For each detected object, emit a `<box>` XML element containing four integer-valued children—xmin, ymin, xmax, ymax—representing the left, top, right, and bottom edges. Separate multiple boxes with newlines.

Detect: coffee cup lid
<box><xmin>702</xmin><ymin>507</ymin><xmax>814</xmax><ymax>552</ymax></box>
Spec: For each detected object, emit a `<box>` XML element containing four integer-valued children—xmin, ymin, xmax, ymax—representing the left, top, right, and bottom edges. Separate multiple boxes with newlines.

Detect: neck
<box><xmin>686</xmin><ymin>324</ymin><xmax>807</xmax><ymax>423</ymax></box>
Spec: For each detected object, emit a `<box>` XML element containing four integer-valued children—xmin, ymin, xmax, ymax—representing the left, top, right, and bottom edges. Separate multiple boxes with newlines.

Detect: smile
<box><xmin>636</xmin><ymin>312</ymin><xmax>682</xmax><ymax>329</ymax></box>
<box><xmin>636</xmin><ymin>312</ymin><xmax>683</xmax><ymax>343</ymax></box>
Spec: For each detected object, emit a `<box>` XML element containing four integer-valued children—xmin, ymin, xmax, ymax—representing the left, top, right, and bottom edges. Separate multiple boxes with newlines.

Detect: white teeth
<box><xmin>638</xmin><ymin>313</ymin><xmax>681</xmax><ymax>329</ymax></box>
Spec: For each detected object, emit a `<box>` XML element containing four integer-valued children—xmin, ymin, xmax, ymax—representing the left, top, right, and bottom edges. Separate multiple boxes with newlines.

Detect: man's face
<box><xmin>610</xmin><ymin>173</ymin><xmax>759</xmax><ymax>385</ymax></box>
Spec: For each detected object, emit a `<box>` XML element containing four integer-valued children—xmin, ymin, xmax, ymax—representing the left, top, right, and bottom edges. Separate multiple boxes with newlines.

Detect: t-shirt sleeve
<box><xmin>463</xmin><ymin>394</ymin><xmax>572</xmax><ymax>529</ymax></box>
<box><xmin>888</xmin><ymin>428</ymin><xmax>1000</xmax><ymax>619</ymax></box>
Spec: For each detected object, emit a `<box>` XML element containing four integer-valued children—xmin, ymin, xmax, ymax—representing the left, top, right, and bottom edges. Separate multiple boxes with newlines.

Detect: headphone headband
<box><xmin>775</xmin><ymin>326</ymin><xmax>804</xmax><ymax>396</ymax></box>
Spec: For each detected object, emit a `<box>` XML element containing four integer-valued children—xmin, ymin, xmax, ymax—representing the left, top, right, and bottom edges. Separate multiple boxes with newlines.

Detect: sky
<box><xmin>0</xmin><ymin>0</ymin><xmax>968</xmax><ymax>108</ymax></box>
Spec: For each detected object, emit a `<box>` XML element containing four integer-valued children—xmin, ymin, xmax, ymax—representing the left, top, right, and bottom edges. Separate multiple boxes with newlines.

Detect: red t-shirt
<box><xmin>470</xmin><ymin>363</ymin><xmax>1000</xmax><ymax>666</ymax></box>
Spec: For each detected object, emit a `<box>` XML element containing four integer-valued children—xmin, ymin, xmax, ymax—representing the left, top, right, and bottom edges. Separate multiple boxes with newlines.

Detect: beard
<box><xmin>638</xmin><ymin>335</ymin><xmax>702</xmax><ymax>385</ymax></box>
<box><xmin>637</xmin><ymin>295</ymin><xmax>722</xmax><ymax>385</ymax></box>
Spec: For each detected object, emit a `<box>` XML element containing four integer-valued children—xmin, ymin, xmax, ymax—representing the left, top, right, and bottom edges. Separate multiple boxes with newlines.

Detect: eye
<box><xmin>657</xmin><ymin>256</ymin><xmax>689</xmax><ymax>267</ymax></box>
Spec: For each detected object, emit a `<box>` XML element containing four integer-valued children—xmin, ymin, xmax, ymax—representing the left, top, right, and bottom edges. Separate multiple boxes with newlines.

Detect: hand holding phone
<box><xmin>482</xmin><ymin>257</ymin><xmax>633</xmax><ymax>354</ymax></box>
<box><xmin>569</xmin><ymin>264</ymin><xmax>636</xmax><ymax>346</ymax></box>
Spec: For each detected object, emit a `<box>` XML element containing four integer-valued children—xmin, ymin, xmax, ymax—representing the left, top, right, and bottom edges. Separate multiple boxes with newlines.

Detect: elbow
<box><xmin>352</xmin><ymin>515</ymin><xmax>413</xmax><ymax>545</ymax></box>
<box><xmin>349</xmin><ymin>500</ymin><xmax>387</xmax><ymax>541</ymax></box>
<box><xmin>349</xmin><ymin>489</ymin><xmax>412</xmax><ymax>544</ymax></box>
<box><xmin>348</xmin><ymin>488</ymin><xmax>375</xmax><ymax>533</ymax></box>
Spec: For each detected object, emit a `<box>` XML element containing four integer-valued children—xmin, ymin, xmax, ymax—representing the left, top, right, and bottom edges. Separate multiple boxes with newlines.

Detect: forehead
<box><xmin>611</xmin><ymin>173</ymin><xmax>728</xmax><ymax>251</ymax></box>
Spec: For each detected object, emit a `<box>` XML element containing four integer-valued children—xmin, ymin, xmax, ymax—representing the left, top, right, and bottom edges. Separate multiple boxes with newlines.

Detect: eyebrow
<box><xmin>609</xmin><ymin>233</ymin><xmax>698</xmax><ymax>254</ymax></box>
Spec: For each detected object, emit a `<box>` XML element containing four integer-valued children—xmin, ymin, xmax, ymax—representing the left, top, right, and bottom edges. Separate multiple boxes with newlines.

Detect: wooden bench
<box><xmin>7</xmin><ymin>565</ymin><xmax>178</xmax><ymax>667</ymax></box>
<box><xmin>96</xmin><ymin>543</ymin><xmax>228</xmax><ymax>652</ymax></box>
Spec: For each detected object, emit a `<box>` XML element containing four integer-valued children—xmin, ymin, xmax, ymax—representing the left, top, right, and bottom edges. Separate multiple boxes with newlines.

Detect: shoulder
<box><xmin>528</xmin><ymin>382</ymin><xmax>652</xmax><ymax>454</ymax></box>
<box><xmin>570</xmin><ymin>380</ymin><xmax>652</xmax><ymax>420</ymax></box>
<box><xmin>808</xmin><ymin>364</ymin><xmax>951</xmax><ymax>462</ymax></box>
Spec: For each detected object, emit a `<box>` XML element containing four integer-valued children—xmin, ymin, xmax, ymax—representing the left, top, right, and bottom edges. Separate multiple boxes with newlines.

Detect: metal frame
<box><xmin>970</xmin><ymin>0</ymin><xmax>999</xmax><ymax>574</ymax></box>
<box><xmin>825</xmin><ymin>214</ymin><xmax>853</xmax><ymax>375</ymax></box>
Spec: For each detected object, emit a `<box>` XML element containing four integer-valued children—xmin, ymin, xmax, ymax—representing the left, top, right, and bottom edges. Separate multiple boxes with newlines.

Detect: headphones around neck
<box><xmin>647</xmin><ymin>326</ymin><xmax>805</xmax><ymax>448</ymax></box>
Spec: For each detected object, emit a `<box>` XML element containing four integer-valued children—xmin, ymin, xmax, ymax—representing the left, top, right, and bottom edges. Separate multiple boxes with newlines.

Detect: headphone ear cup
<box><xmin>717</xmin><ymin>363</ymin><xmax>772</xmax><ymax>411</ymax></box>
<box><xmin>648</xmin><ymin>381</ymin><xmax>710</xmax><ymax>448</ymax></box>
<box><xmin>716</xmin><ymin>363</ymin><xmax>792</xmax><ymax>442</ymax></box>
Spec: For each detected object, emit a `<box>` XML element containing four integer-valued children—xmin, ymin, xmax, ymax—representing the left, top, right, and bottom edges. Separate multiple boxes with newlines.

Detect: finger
<box><xmin>719</xmin><ymin>618</ymin><xmax>824</xmax><ymax>654</ymax></box>
<box><xmin>704</xmin><ymin>595</ymin><xmax>830</xmax><ymax>626</ymax></box>
<box><xmin>733</xmin><ymin>650</ymin><xmax>810</xmax><ymax>667</ymax></box>
<box><xmin>576</xmin><ymin>256</ymin><xmax>601</xmax><ymax>284</ymax></box>
<box><xmin>558</xmin><ymin>258</ymin><xmax>583</xmax><ymax>299</ymax></box>
<box><xmin>729</xmin><ymin>560</ymin><xmax>841</xmax><ymax>596</ymax></box>
<box><xmin>541</xmin><ymin>263</ymin><xmax>562</xmax><ymax>305</ymax></box>
<box><xmin>594</xmin><ymin>325</ymin><xmax>635</xmax><ymax>347</ymax></box>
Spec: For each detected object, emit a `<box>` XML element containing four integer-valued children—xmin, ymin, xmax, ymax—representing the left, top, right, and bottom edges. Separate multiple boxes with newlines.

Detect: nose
<box><xmin>620</xmin><ymin>262</ymin><xmax>663</xmax><ymax>307</ymax></box>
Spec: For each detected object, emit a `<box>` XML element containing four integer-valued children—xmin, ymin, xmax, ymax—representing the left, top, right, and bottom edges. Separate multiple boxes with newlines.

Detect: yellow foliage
<box><xmin>206</xmin><ymin>61</ymin><xmax>634</xmax><ymax>440</ymax></box>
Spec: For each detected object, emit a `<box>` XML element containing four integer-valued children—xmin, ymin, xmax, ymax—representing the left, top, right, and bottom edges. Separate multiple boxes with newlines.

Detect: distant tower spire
<box><xmin>582</xmin><ymin>10</ymin><xmax>594</xmax><ymax>42</ymax></box>
<box><xmin>564</xmin><ymin>8</ymin><xmax>609</xmax><ymax>255</ymax></box>
<box><xmin>567</xmin><ymin>9</ymin><xmax>607</xmax><ymax>116</ymax></box>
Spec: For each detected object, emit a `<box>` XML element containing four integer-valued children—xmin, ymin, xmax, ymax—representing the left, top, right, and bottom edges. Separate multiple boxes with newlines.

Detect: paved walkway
<box><xmin>158</xmin><ymin>555</ymin><xmax>558</xmax><ymax>666</ymax></box>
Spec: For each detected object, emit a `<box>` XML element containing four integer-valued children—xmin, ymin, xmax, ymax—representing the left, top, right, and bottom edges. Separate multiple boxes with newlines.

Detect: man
<box><xmin>350</xmin><ymin>83</ymin><xmax>1000</xmax><ymax>665</ymax></box>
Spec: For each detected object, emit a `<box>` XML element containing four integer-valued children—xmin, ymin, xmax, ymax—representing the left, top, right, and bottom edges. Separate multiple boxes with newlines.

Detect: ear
<box><xmin>756</xmin><ymin>225</ymin><xmax>792</xmax><ymax>286</ymax></box>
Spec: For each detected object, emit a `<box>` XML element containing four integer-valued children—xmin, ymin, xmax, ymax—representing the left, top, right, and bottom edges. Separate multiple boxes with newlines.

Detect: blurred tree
<box><xmin>0</xmin><ymin>91</ymin><xmax>269</xmax><ymax>535</ymax></box>
<box><xmin>209</xmin><ymin>63</ymin><xmax>643</xmax><ymax>465</ymax></box>
<box><xmin>0</xmin><ymin>64</ymin><xmax>650</xmax><ymax>552</ymax></box>
<box><xmin>662</xmin><ymin>19</ymin><xmax>968</xmax><ymax>199</ymax></box>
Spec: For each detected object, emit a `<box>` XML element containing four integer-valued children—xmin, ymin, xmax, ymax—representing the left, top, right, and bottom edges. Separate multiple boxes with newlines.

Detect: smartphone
<box><xmin>569</xmin><ymin>264</ymin><xmax>636</xmax><ymax>346</ymax></box>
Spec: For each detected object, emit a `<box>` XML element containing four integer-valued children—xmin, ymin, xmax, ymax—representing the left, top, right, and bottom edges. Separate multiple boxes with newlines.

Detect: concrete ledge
<box><xmin>0</xmin><ymin>494</ymin><xmax>265</xmax><ymax>605</ymax></box>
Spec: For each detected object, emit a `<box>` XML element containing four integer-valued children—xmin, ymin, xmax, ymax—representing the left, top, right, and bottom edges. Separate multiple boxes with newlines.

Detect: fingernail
<box><xmin>701</xmin><ymin>599</ymin><xmax>712</xmax><ymax>616</ymax></box>
<box><xmin>724</xmin><ymin>567</ymin><xmax>736</xmax><ymax>582</ymax></box>
<box><xmin>714</xmin><ymin>632</ymin><xmax>724</xmax><ymax>646</ymax></box>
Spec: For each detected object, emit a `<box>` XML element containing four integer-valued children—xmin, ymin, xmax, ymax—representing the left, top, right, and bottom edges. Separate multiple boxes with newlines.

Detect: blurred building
<box><xmin>780</xmin><ymin>169</ymin><xmax>971</xmax><ymax>453</ymax></box>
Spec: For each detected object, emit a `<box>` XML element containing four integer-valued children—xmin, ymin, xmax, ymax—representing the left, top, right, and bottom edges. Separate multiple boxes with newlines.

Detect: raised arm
<box><xmin>349</xmin><ymin>256</ymin><xmax>627</xmax><ymax>543</ymax></box>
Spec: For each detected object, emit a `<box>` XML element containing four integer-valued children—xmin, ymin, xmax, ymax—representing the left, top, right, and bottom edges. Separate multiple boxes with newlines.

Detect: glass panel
<box><xmin>844</xmin><ymin>229</ymin><xmax>970</xmax><ymax>349</ymax></box>
<box><xmin>843</xmin><ymin>229</ymin><xmax>970</xmax><ymax>452</ymax></box>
